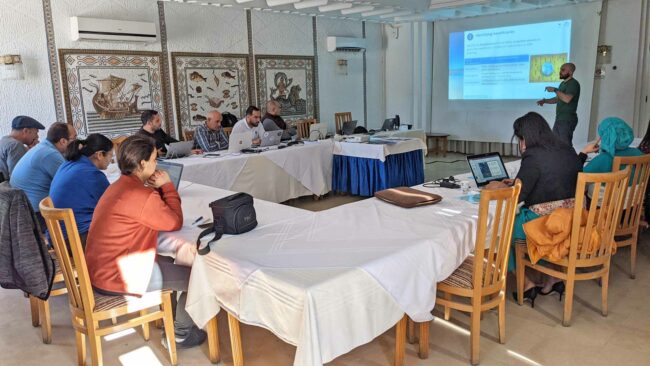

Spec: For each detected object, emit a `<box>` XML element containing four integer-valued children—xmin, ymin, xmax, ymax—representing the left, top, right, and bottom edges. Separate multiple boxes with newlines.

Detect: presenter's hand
<box><xmin>536</xmin><ymin>99</ymin><xmax>545</xmax><ymax>106</ymax></box>
<box><xmin>545</xmin><ymin>86</ymin><xmax>557</xmax><ymax>93</ymax></box>
<box><xmin>581</xmin><ymin>138</ymin><xmax>601</xmax><ymax>154</ymax></box>
<box><xmin>148</xmin><ymin>170</ymin><xmax>172</xmax><ymax>188</ymax></box>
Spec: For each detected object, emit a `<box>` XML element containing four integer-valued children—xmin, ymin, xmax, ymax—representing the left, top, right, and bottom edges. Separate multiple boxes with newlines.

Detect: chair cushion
<box><xmin>93</xmin><ymin>290</ymin><xmax>165</xmax><ymax>312</ymax></box>
<box><xmin>441</xmin><ymin>255</ymin><xmax>495</xmax><ymax>289</ymax></box>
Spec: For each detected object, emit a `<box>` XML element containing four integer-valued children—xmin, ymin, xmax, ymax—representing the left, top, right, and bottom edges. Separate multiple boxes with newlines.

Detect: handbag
<box><xmin>196</xmin><ymin>192</ymin><xmax>257</xmax><ymax>255</ymax></box>
<box><xmin>374</xmin><ymin>187</ymin><xmax>442</xmax><ymax>208</ymax></box>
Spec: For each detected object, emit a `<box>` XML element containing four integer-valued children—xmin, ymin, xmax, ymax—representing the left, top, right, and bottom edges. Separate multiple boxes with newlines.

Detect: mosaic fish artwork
<box><xmin>213</xmin><ymin>71</ymin><xmax>220</xmax><ymax>87</ymax></box>
<box><xmin>207</xmin><ymin>96</ymin><xmax>225</xmax><ymax>108</ymax></box>
<box><xmin>222</xmin><ymin>90</ymin><xmax>231</xmax><ymax>98</ymax></box>
<box><xmin>196</xmin><ymin>86</ymin><xmax>202</xmax><ymax>93</ymax></box>
<box><xmin>221</xmin><ymin>71</ymin><xmax>236</xmax><ymax>80</ymax></box>
<box><xmin>192</xmin><ymin>114</ymin><xmax>207</xmax><ymax>122</ymax></box>
<box><xmin>190</xmin><ymin>103</ymin><xmax>198</xmax><ymax>111</ymax></box>
<box><xmin>190</xmin><ymin>71</ymin><xmax>207</xmax><ymax>82</ymax></box>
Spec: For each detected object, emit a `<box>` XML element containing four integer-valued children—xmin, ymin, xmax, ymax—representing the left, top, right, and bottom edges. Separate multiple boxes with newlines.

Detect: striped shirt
<box><xmin>193</xmin><ymin>124</ymin><xmax>229</xmax><ymax>152</ymax></box>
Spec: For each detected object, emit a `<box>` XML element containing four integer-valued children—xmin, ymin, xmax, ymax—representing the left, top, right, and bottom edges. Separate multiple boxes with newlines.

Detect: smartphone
<box><xmin>203</xmin><ymin>153</ymin><xmax>221</xmax><ymax>158</ymax></box>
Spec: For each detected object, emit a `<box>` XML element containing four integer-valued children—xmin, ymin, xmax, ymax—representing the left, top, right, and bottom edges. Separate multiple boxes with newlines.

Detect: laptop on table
<box><xmin>466</xmin><ymin>152</ymin><xmax>509</xmax><ymax>188</ymax></box>
<box><xmin>155</xmin><ymin>160</ymin><xmax>183</xmax><ymax>191</ymax></box>
<box><xmin>259</xmin><ymin>130</ymin><xmax>283</xmax><ymax>147</ymax></box>
<box><xmin>163</xmin><ymin>141</ymin><xmax>193</xmax><ymax>159</ymax></box>
<box><xmin>342</xmin><ymin>120</ymin><xmax>357</xmax><ymax>135</ymax></box>
<box><xmin>228</xmin><ymin>131</ymin><xmax>253</xmax><ymax>153</ymax></box>
<box><xmin>381</xmin><ymin>118</ymin><xmax>395</xmax><ymax>131</ymax></box>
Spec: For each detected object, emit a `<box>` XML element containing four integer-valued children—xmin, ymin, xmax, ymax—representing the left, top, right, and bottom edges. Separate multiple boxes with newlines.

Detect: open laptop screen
<box><xmin>466</xmin><ymin>152</ymin><xmax>509</xmax><ymax>187</ymax></box>
<box><xmin>155</xmin><ymin>160</ymin><xmax>183</xmax><ymax>191</ymax></box>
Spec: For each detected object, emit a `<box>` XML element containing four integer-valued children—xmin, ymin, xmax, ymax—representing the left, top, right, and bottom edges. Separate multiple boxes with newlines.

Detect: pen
<box><xmin>192</xmin><ymin>216</ymin><xmax>204</xmax><ymax>225</ymax></box>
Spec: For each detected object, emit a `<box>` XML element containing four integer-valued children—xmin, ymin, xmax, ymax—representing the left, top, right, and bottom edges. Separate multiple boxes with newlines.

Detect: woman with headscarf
<box><xmin>579</xmin><ymin>117</ymin><xmax>642</xmax><ymax>171</ymax></box>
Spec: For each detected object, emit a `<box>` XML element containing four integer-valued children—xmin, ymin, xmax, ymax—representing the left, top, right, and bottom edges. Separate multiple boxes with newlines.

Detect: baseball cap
<box><xmin>12</xmin><ymin>116</ymin><xmax>46</xmax><ymax>130</ymax></box>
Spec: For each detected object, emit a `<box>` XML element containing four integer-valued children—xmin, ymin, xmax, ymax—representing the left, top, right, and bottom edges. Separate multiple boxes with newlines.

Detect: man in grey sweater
<box><xmin>0</xmin><ymin>116</ymin><xmax>44</xmax><ymax>180</ymax></box>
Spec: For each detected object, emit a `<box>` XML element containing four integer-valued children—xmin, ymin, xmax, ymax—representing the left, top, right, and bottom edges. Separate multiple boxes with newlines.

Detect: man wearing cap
<box><xmin>0</xmin><ymin>116</ymin><xmax>44</xmax><ymax>180</ymax></box>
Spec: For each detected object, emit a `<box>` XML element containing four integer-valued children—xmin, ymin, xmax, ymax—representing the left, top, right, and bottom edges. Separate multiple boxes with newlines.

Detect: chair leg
<box><xmin>407</xmin><ymin>317</ymin><xmax>416</xmax><ymax>344</ymax></box>
<box><xmin>443</xmin><ymin>292</ymin><xmax>452</xmax><ymax>320</ymax></box>
<box><xmin>515</xmin><ymin>246</ymin><xmax>525</xmax><ymax>306</ymax></box>
<box><xmin>630</xmin><ymin>233</ymin><xmax>638</xmax><ymax>279</ymax></box>
<box><xmin>470</xmin><ymin>300</ymin><xmax>481</xmax><ymax>366</ymax></box>
<box><xmin>394</xmin><ymin>315</ymin><xmax>407</xmax><ymax>366</ymax></box>
<box><xmin>418</xmin><ymin>321</ymin><xmax>430</xmax><ymax>359</ymax></box>
<box><xmin>75</xmin><ymin>330</ymin><xmax>87</xmax><ymax>366</ymax></box>
<box><xmin>88</xmin><ymin>326</ymin><xmax>103</xmax><ymax>366</ymax></box>
<box><xmin>140</xmin><ymin>310</ymin><xmax>150</xmax><ymax>341</ymax></box>
<box><xmin>39</xmin><ymin>299</ymin><xmax>52</xmax><ymax>344</ymax></box>
<box><xmin>563</xmin><ymin>274</ymin><xmax>576</xmax><ymax>327</ymax></box>
<box><xmin>228</xmin><ymin>313</ymin><xmax>244</xmax><ymax>366</ymax></box>
<box><xmin>154</xmin><ymin>319</ymin><xmax>163</xmax><ymax>329</ymax></box>
<box><xmin>161</xmin><ymin>295</ymin><xmax>178</xmax><ymax>366</ymax></box>
<box><xmin>207</xmin><ymin>316</ymin><xmax>221</xmax><ymax>364</ymax></box>
<box><xmin>29</xmin><ymin>296</ymin><xmax>40</xmax><ymax>327</ymax></box>
<box><xmin>498</xmin><ymin>296</ymin><xmax>506</xmax><ymax>344</ymax></box>
<box><xmin>601</xmin><ymin>263</ymin><xmax>610</xmax><ymax>317</ymax></box>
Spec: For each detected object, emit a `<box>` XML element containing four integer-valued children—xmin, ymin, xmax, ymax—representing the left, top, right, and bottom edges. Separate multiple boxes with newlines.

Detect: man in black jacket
<box><xmin>136</xmin><ymin>110</ymin><xmax>177</xmax><ymax>154</ymax></box>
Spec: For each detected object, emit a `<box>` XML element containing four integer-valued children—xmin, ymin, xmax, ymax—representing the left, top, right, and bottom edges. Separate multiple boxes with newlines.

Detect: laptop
<box><xmin>342</xmin><ymin>120</ymin><xmax>357</xmax><ymax>135</ymax></box>
<box><xmin>259</xmin><ymin>130</ymin><xmax>283</xmax><ymax>147</ymax></box>
<box><xmin>381</xmin><ymin>118</ymin><xmax>395</xmax><ymax>131</ymax></box>
<box><xmin>309</xmin><ymin>123</ymin><xmax>328</xmax><ymax>141</ymax></box>
<box><xmin>155</xmin><ymin>160</ymin><xmax>183</xmax><ymax>190</ymax></box>
<box><xmin>164</xmin><ymin>141</ymin><xmax>193</xmax><ymax>159</ymax></box>
<box><xmin>228</xmin><ymin>131</ymin><xmax>253</xmax><ymax>153</ymax></box>
<box><xmin>466</xmin><ymin>152</ymin><xmax>509</xmax><ymax>187</ymax></box>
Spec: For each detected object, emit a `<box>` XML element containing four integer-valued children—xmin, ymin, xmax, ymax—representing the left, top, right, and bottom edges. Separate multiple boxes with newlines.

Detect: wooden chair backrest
<box><xmin>570</xmin><ymin>169</ymin><xmax>630</xmax><ymax>262</ymax></box>
<box><xmin>612</xmin><ymin>154</ymin><xmax>650</xmax><ymax>233</ymax></box>
<box><xmin>295</xmin><ymin>118</ymin><xmax>317</xmax><ymax>139</ymax></box>
<box><xmin>39</xmin><ymin>198</ymin><xmax>94</xmax><ymax>316</ymax></box>
<box><xmin>111</xmin><ymin>136</ymin><xmax>127</xmax><ymax>155</ymax></box>
<box><xmin>473</xmin><ymin>181</ymin><xmax>522</xmax><ymax>292</ymax></box>
<box><xmin>183</xmin><ymin>129</ymin><xmax>195</xmax><ymax>142</ymax></box>
<box><xmin>334</xmin><ymin>112</ymin><xmax>352</xmax><ymax>134</ymax></box>
<box><xmin>223</xmin><ymin>127</ymin><xmax>233</xmax><ymax>138</ymax></box>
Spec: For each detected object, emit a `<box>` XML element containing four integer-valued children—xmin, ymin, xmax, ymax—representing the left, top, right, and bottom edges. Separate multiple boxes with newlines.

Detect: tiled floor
<box><xmin>3</xmin><ymin>155</ymin><xmax>647</xmax><ymax>366</ymax></box>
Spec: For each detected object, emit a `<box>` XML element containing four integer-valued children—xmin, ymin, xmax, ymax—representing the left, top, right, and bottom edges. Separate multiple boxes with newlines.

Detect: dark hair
<box><xmin>117</xmin><ymin>135</ymin><xmax>156</xmax><ymax>175</ymax></box>
<box><xmin>64</xmin><ymin>133</ymin><xmax>113</xmax><ymax>161</ymax></box>
<box><xmin>641</xmin><ymin>119</ymin><xmax>650</xmax><ymax>148</ymax></box>
<box><xmin>512</xmin><ymin>112</ymin><xmax>564</xmax><ymax>150</ymax></box>
<box><xmin>565</xmin><ymin>62</ymin><xmax>576</xmax><ymax>73</ymax></box>
<box><xmin>46</xmin><ymin>122</ymin><xmax>71</xmax><ymax>144</ymax></box>
<box><xmin>141</xmin><ymin>110</ymin><xmax>159</xmax><ymax>125</ymax></box>
<box><xmin>245</xmin><ymin>106</ymin><xmax>260</xmax><ymax>116</ymax></box>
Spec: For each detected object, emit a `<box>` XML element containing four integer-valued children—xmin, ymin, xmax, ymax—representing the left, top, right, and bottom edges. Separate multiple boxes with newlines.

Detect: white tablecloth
<box><xmin>333</xmin><ymin>138</ymin><xmax>427</xmax><ymax>161</ymax></box>
<box><xmin>163</xmin><ymin>181</ymin><xmax>486</xmax><ymax>366</ymax></box>
<box><xmin>374</xmin><ymin>129</ymin><xmax>426</xmax><ymax>143</ymax></box>
<box><xmin>164</xmin><ymin>140</ymin><xmax>333</xmax><ymax>203</ymax></box>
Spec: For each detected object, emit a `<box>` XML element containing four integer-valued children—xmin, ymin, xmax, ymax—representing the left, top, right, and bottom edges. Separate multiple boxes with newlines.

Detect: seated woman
<box><xmin>85</xmin><ymin>135</ymin><xmax>206</xmax><ymax>348</ymax></box>
<box><xmin>486</xmin><ymin>112</ymin><xmax>583</xmax><ymax>306</ymax></box>
<box><xmin>49</xmin><ymin>133</ymin><xmax>113</xmax><ymax>247</ymax></box>
<box><xmin>579</xmin><ymin>117</ymin><xmax>642</xmax><ymax>172</ymax></box>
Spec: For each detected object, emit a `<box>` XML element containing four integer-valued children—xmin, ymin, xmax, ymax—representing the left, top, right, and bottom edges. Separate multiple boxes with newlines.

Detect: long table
<box><xmin>158</xmin><ymin>140</ymin><xmax>333</xmax><ymax>203</ymax></box>
<box><xmin>157</xmin><ymin>179</ymin><xmax>492</xmax><ymax>366</ymax></box>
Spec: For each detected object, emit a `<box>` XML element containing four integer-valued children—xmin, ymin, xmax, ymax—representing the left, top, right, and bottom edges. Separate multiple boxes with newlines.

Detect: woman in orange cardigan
<box><xmin>85</xmin><ymin>135</ymin><xmax>206</xmax><ymax>348</ymax></box>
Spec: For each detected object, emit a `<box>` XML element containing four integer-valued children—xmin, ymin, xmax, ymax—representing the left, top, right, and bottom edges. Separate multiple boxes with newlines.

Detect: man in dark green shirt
<box><xmin>536</xmin><ymin>63</ymin><xmax>580</xmax><ymax>145</ymax></box>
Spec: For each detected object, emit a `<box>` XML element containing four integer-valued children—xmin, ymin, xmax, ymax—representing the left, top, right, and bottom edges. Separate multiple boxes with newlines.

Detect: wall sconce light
<box><xmin>336</xmin><ymin>59</ymin><xmax>348</xmax><ymax>75</ymax></box>
<box><xmin>0</xmin><ymin>55</ymin><xmax>25</xmax><ymax>80</ymax></box>
<box><xmin>596</xmin><ymin>45</ymin><xmax>612</xmax><ymax>64</ymax></box>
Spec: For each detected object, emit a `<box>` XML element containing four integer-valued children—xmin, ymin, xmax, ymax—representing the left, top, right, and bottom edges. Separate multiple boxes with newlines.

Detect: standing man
<box><xmin>11</xmin><ymin>122</ymin><xmax>77</xmax><ymax>230</ymax></box>
<box><xmin>136</xmin><ymin>110</ymin><xmax>177</xmax><ymax>154</ymax></box>
<box><xmin>536</xmin><ymin>63</ymin><xmax>580</xmax><ymax>145</ymax></box>
<box><xmin>232</xmin><ymin>106</ymin><xmax>264</xmax><ymax>145</ymax></box>
<box><xmin>194</xmin><ymin>110</ymin><xmax>229</xmax><ymax>152</ymax></box>
<box><xmin>0</xmin><ymin>116</ymin><xmax>45</xmax><ymax>180</ymax></box>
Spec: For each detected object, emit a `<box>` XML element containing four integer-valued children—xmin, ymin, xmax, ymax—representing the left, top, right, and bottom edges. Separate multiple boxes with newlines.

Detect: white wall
<box><xmin>0</xmin><ymin>0</ymin><xmax>55</xmax><ymax>137</ymax></box>
<box><xmin>0</xmin><ymin>0</ymin><xmax>383</xmax><ymax>138</ymax></box>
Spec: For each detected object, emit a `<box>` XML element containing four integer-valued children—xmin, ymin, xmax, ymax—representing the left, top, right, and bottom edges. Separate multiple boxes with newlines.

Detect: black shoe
<box><xmin>162</xmin><ymin>327</ymin><xmax>207</xmax><ymax>350</ymax></box>
<box><xmin>539</xmin><ymin>281</ymin><xmax>565</xmax><ymax>301</ymax></box>
<box><xmin>512</xmin><ymin>286</ymin><xmax>540</xmax><ymax>308</ymax></box>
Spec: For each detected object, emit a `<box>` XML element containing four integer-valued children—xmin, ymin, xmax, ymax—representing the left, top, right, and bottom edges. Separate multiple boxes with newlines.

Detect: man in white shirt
<box><xmin>232</xmin><ymin>106</ymin><xmax>264</xmax><ymax>145</ymax></box>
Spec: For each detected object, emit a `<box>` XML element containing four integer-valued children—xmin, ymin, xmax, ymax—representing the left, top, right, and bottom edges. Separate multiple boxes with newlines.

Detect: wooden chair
<box><xmin>111</xmin><ymin>136</ymin><xmax>127</xmax><ymax>155</ymax></box>
<box><xmin>417</xmin><ymin>181</ymin><xmax>522</xmax><ymax>365</ymax></box>
<box><xmin>515</xmin><ymin>168</ymin><xmax>630</xmax><ymax>326</ymax></box>
<box><xmin>295</xmin><ymin>118</ymin><xmax>316</xmax><ymax>139</ymax></box>
<box><xmin>28</xmin><ymin>255</ymin><xmax>69</xmax><ymax>344</ymax></box>
<box><xmin>223</xmin><ymin>127</ymin><xmax>233</xmax><ymax>138</ymax></box>
<box><xmin>612</xmin><ymin>154</ymin><xmax>650</xmax><ymax>278</ymax></box>
<box><xmin>334</xmin><ymin>112</ymin><xmax>352</xmax><ymax>135</ymax></box>
<box><xmin>227</xmin><ymin>313</ymin><xmax>408</xmax><ymax>366</ymax></box>
<box><xmin>39</xmin><ymin>197</ymin><xmax>178</xmax><ymax>366</ymax></box>
<box><xmin>183</xmin><ymin>129</ymin><xmax>195</xmax><ymax>142</ymax></box>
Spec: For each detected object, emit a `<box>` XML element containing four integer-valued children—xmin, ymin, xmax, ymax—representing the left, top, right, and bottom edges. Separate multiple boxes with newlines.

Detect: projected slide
<box><xmin>449</xmin><ymin>20</ymin><xmax>571</xmax><ymax>100</ymax></box>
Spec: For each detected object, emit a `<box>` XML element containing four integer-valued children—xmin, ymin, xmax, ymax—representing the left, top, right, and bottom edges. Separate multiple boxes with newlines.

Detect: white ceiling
<box><xmin>166</xmin><ymin>0</ymin><xmax>598</xmax><ymax>23</ymax></box>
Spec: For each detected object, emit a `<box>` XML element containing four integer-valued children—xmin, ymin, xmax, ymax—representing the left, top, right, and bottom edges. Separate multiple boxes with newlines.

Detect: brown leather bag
<box><xmin>374</xmin><ymin>187</ymin><xmax>443</xmax><ymax>208</ymax></box>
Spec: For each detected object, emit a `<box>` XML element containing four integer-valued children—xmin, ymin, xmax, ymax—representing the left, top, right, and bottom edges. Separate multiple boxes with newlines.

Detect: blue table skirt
<box><xmin>332</xmin><ymin>150</ymin><xmax>425</xmax><ymax>196</ymax></box>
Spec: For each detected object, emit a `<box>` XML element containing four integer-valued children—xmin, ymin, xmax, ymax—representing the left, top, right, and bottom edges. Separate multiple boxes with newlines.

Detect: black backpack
<box><xmin>196</xmin><ymin>193</ymin><xmax>257</xmax><ymax>255</ymax></box>
<box><xmin>221</xmin><ymin>112</ymin><xmax>238</xmax><ymax>128</ymax></box>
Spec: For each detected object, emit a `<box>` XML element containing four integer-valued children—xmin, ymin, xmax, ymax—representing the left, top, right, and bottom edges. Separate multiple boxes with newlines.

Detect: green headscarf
<box><xmin>597</xmin><ymin>117</ymin><xmax>634</xmax><ymax>155</ymax></box>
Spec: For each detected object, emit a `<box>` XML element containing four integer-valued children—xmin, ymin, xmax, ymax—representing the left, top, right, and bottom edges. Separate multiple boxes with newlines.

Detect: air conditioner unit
<box><xmin>326</xmin><ymin>36</ymin><xmax>366</xmax><ymax>52</ymax></box>
<box><xmin>71</xmin><ymin>17</ymin><xmax>158</xmax><ymax>43</ymax></box>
